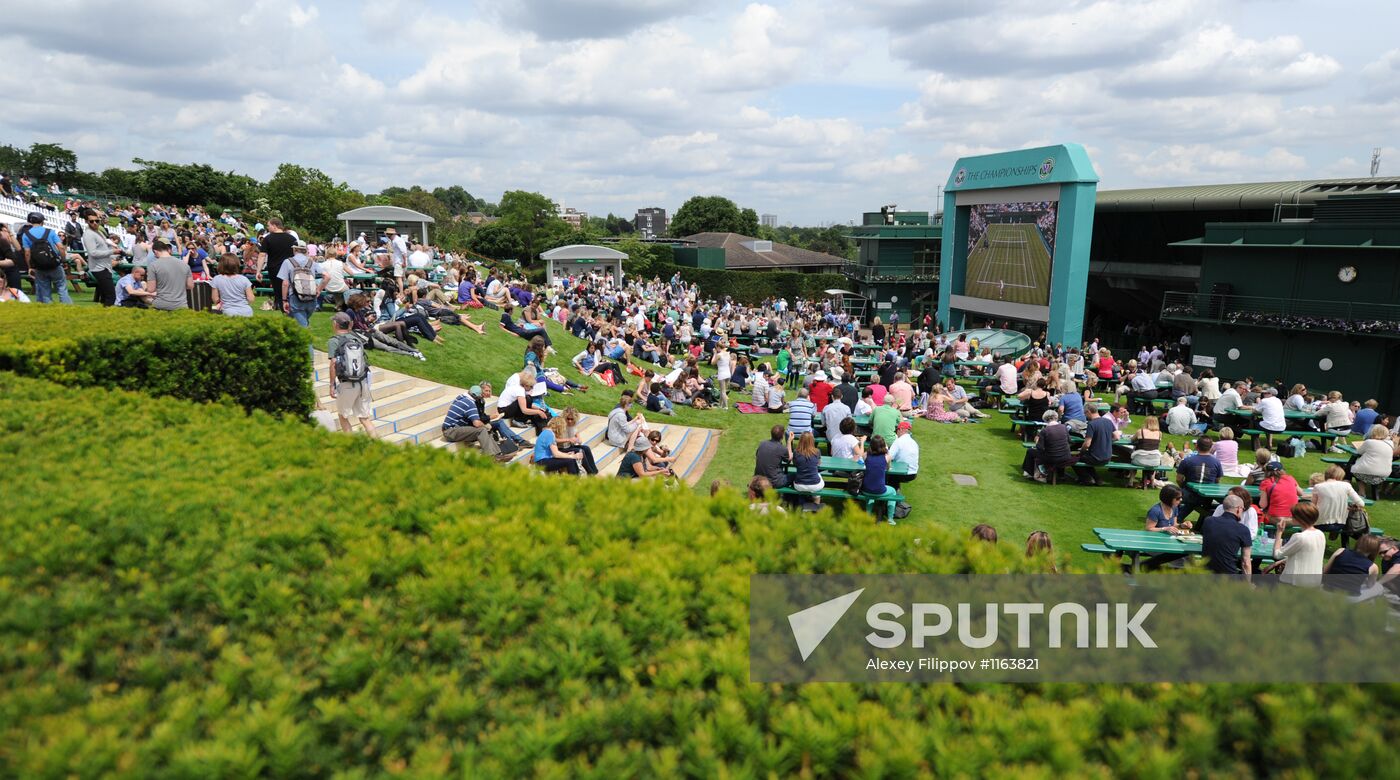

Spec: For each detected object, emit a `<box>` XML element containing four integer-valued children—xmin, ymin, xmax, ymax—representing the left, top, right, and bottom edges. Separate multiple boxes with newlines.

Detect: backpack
<box><xmin>289</xmin><ymin>256</ymin><xmax>318</xmax><ymax>302</ymax></box>
<box><xmin>26</xmin><ymin>227</ymin><xmax>61</xmax><ymax>271</ymax></box>
<box><xmin>334</xmin><ymin>334</ymin><xmax>369</xmax><ymax>383</ymax></box>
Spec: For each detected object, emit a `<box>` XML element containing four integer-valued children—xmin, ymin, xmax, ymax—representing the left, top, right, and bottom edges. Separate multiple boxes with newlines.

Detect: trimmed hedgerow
<box><xmin>1</xmin><ymin>372</ymin><xmax>1398</xmax><ymax>777</ymax></box>
<box><xmin>0</xmin><ymin>306</ymin><xmax>313</xmax><ymax>417</ymax></box>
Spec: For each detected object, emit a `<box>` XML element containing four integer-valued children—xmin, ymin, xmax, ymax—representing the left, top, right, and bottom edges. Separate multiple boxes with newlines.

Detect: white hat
<box><xmin>830</xmin><ymin>366</ymin><xmax>844</xmax><ymax>380</ymax></box>
<box><xmin>812</xmin><ymin>370</ymin><xmax>827</xmax><ymax>382</ymax></box>
<box><xmin>529</xmin><ymin>381</ymin><xmax>547</xmax><ymax>397</ymax></box>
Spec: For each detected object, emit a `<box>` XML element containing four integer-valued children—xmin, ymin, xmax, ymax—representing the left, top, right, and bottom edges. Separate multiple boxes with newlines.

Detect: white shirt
<box><xmin>889</xmin><ymin>434</ymin><xmax>920</xmax><ymax>475</ymax></box>
<box><xmin>321</xmin><ymin>257</ymin><xmax>348</xmax><ymax>293</ymax></box>
<box><xmin>715</xmin><ymin>352</ymin><xmax>732</xmax><ymax>381</ymax></box>
<box><xmin>407</xmin><ymin>249</ymin><xmax>430</xmax><ymax>270</ymax></box>
<box><xmin>1311</xmin><ymin>480</ymin><xmax>1364</xmax><ymax>525</ymax></box>
<box><xmin>1212</xmin><ymin>503</ymin><xmax>1259</xmax><ymax>537</ymax></box>
<box><xmin>854</xmin><ymin>399</ymin><xmax>873</xmax><ymax>417</ymax></box>
<box><xmin>831</xmin><ymin>433</ymin><xmax>859</xmax><ymax>460</ymax></box>
<box><xmin>497</xmin><ymin>382</ymin><xmax>527</xmax><ymax>413</ymax></box>
<box><xmin>390</xmin><ymin>235</ymin><xmax>409</xmax><ymax>262</ymax></box>
<box><xmin>996</xmin><ymin>363</ymin><xmax>1017</xmax><ymax>394</ymax></box>
<box><xmin>822</xmin><ymin>399</ymin><xmax>851</xmax><ymax>434</ymax></box>
<box><xmin>1276</xmin><ymin>528</ymin><xmax>1325</xmax><ymax>587</ymax></box>
<box><xmin>1256</xmin><ymin>396</ymin><xmax>1285</xmax><ymax>432</ymax></box>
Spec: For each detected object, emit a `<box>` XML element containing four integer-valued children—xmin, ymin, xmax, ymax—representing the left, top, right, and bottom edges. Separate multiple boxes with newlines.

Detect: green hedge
<box><xmin>0</xmin><ymin>306</ymin><xmax>313</xmax><ymax>418</ymax></box>
<box><xmin>2</xmin><ymin>373</ymin><xmax>1398</xmax><ymax>777</ymax></box>
<box><xmin>657</xmin><ymin>263</ymin><xmax>848</xmax><ymax>305</ymax></box>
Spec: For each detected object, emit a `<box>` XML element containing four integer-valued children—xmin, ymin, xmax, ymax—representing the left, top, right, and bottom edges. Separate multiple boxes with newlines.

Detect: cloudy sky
<box><xmin>7</xmin><ymin>0</ymin><xmax>1399</xmax><ymax>223</ymax></box>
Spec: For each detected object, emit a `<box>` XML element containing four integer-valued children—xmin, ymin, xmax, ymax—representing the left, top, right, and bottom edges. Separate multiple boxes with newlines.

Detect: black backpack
<box><xmin>26</xmin><ymin>227</ymin><xmax>61</xmax><ymax>271</ymax></box>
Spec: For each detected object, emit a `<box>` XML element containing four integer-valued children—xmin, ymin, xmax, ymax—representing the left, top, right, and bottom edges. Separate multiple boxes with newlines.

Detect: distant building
<box><xmin>635</xmin><ymin>207</ymin><xmax>668</xmax><ymax>239</ymax></box>
<box><xmin>681</xmin><ymin>232</ymin><xmax>844</xmax><ymax>274</ymax></box>
<box><xmin>558</xmin><ymin>206</ymin><xmax>588</xmax><ymax>229</ymax></box>
<box><xmin>761</xmin><ymin>213</ymin><xmax>777</xmax><ymax>228</ymax></box>
<box><xmin>461</xmin><ymin>212</ymin><xmax>498</xmax><ymax>226</ymax></box>
<box><xmin>844</xmin><ymin>206</ymin><xmax>941</xmax><ymax>324</ymax></box>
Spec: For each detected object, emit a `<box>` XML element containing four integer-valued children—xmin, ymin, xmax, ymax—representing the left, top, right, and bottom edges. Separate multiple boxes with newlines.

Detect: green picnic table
<box><xmin>786</xmin><ymin>455</ymin><xmax>909</xmax><ymax>477</ymax></box>
<box><xmin>1091</xmin><ymin>527</ymin><xmax>1279</xmax><ymax>573</ymax></box>
<box><xmin>1185</xmin><ymin>482</ymin><xmax>1374</xmax><ymax>506</ymax></box>
<box><xmin>1227</xmin><ymin>408</ymin><xmax>1320</xmax><ymax>421</ymax></box>
<box><xmin>852</xmin><ymin>343</ymin><xmax>883</xmax><ymax>353</ymax></box>
<box><xmin>956</xmin><ymin>360</ymin><xmax>992</xmax><ymax>368</ymax></box>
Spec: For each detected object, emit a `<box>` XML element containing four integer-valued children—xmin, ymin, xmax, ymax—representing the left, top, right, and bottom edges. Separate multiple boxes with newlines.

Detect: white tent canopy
<box><xmin>541</xmin><ymin>244</ymin><xmax>629</xmax><ymax>287</ymax></box>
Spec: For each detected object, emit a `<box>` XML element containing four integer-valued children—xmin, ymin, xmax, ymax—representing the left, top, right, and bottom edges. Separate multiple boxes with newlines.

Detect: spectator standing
<box><xmin>326</xmin><ymin>312</ymin><xmax>375</xmax><ymax>436</ymax></box>
<box><xmin>278</xmin><ymin>241</ymin><xmax>325</xmax><ymax>327</ymax></box>
<box><xmin>0</xmin><ymin>223</ymin><xmax>24</xmax><ymax>291</ymax></box>
<box><xmin>147</xmin><ymin>240</ymin><xmax>191</xmax><ymax>311</ymax></box>
<box><xmin>261</xmin><ymin>218</ymin><xmax>296</xmax><ymax>310</ymax></box>
<box><xmin>80</xmin><ymin>210</ymin><xmax>117</xmax><ymax>306</ymax></box>
<box><xmin>19</xmin><ymin>212</ymin><xmax>70</xmax><ymax>304</ymax></box>
<box><xmin>208</xmin><ymin>253</ymin><xmax>255</xmax><ymax>317</ymax></box>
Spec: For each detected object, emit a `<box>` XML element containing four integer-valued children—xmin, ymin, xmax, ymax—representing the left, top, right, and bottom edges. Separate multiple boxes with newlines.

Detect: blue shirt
<box><xmin>1082</xmin><ymin>416</ymin><xmax>1117</xmax><ymax>464</ymax></box>
<box><xmin>442</xmin><ymin>394</ymin><xmax>483</xmax><ymax>430</ymax></box>
<box><xmin>1177</xmin><ymin>453</ymin><xmax>1223</xmax><ymax>488</ymax></box>
<box><xmin>1201</xmin><ymin>514</ymin><xmax>1253</xmax><ymax>575</ymax></box>
<box><xmin>533</xmin><ymin>429</ymin><xmax>557</xmax><ymax>462</ymax></box>
<box><xmin>793</xmin><ymin>453</ymin><xmax>822</xmax><ymax>486</ymax></box>
<box><xmin>1060</xmin><ymin>393</ymin><xmax>1086</xmax><ymax>422</ymax></box>
<box><xmin>787</xmin><ymin>398</ymin><xmax>816</xmax><ymax>434</ymax></box>
<box><xmin>1147</xmin><ymin>502</ymin><xmax>1179</xmax><ymax>529</ymax></box>
<box><xmin>115</xmin><ymin>273</ymin><xmax>140</xmax><ymax>305</ymax></box>
<box><xmin>20</xmin><ymin>226</ymin><xmax>60</xmax><ymax>253</ymax></box>
<box><xmin>862</xmin><ymin>455</ymin><xmax>888</xmax><ymax>494</ymax></box>
<box><xmin>1352</xmin><ymin>407</ymin><xmax>1380</xmax><ymax>435</ymax></box>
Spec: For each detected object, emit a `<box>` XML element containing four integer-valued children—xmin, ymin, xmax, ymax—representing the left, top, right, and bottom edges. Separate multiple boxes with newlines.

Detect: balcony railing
<box><xmin>841</xmin><ymin>262</ymin><xmax>939</xmax><ymax>283</ymax></box>
<box><xmin>1160</xmin><ymin>291</ymin><xmax>1400</xmax><ymax>338</ymax></box>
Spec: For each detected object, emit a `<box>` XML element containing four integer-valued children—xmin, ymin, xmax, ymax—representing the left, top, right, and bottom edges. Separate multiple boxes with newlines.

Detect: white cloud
<box><xmin>1110</xmin><ymin>24</ymin><xmax>1341</xmax><ymax>95</ymax></box>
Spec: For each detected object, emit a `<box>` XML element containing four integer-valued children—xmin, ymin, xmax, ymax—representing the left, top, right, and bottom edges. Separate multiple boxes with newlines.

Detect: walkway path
<box><xmin>311</xmin><ymin>353</ymin><xmax>720</xmax><ymax>486</ymax></box>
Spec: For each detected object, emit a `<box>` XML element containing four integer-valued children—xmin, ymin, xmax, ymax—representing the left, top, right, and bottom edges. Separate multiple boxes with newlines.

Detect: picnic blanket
<box><xmin>736</xmin><ymin>402</ymin><xmax>769</xmax><ymax>414</ymax></box>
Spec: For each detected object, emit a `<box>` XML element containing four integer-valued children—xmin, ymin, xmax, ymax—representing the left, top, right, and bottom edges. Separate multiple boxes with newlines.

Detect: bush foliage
<box><xmin>0</xmin><ymin>307</ymin><xmax>313</xmax><ymax>418</ymax></box>
<box><xmin>2</xmin><ymin>373</ymin><xmax>1398</xmax><ymax>777</ymax></box>
<box><xmin>656</xmin><ymin>263</ymin><xmax>848</xmax><ymax>305</ymax></box>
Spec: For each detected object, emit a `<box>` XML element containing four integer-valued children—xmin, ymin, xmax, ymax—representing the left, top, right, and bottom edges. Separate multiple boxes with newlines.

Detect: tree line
<box><xmin>3</xmin><ymin>141</ymin><xmax>853</xmax><ymax>264</ymax></box>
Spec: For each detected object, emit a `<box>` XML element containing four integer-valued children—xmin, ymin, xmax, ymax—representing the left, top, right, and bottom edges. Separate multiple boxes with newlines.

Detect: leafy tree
<box><xmin>467</xmin><ymin>222</ymin><xmax>524</xmax><ymax>262</ymax></box>
<box><xmin>22</xmin><ymin>143</ymin><xmax>80</xmax><ymax>184</ymax></box>
<box><xmin>388</xmin><ymin>187</ymin><xmax>450</xmax><ymax>223</ymax></box>
<box><xmin>431</xmin><ymin>185</ymin><xmax>482</xmax><ymax>216</ymax></box>
<box><xmin>613</xmin><ymin>236</ymin><xmax>673</xmax><ymax>278</ymax></box>
<box><xmin>131</xmin><ymin>159</ymin><xmax>260</xmax><ymax>207</ymax></box>
<box><xmin>264</xmin><ymin>163</ymin><xmax>364</xmax><ymax>239</ymax></box>
<box><xmin>668</xmin><ymin>195</ymin><xmax>757</xmax><ymax>237</ymax></box>
<box><xmin>497</xmin><ymin>190</ymin><xmax>569</xmax><ymax>265</ymax></box>
<box><xmin>95</xmin><ymin>168</ymin><xmax>140</xmax><ymax>198</ymax></box>
<box><xmin>379</xmin><ymin>186</ymin><xmax>410</xmax><ymax>198</ymax></box>
<box><xmin>603</xmin><ymin>213</ymin><xmax>633</xmax><ymax>235</ymax></box>
<box><xmin>0</xmin><ymin>144</ymin><xmax>26</xmax><ymax>173</ymax></box>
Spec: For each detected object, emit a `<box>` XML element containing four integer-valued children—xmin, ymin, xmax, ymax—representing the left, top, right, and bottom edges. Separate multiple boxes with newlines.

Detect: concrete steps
<box><xmin>310</xmin><ymin>351</ymin><xmax>719</xmax><ymax>485</ymax></box>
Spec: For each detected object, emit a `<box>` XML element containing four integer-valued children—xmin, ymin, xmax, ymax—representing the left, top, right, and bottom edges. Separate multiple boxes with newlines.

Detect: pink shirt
<box><xmin>870</xmin><ymin>384</ymin><xmax>888</xmax><ymax>407</ymax></box>
<box><xmin>1211</xmin><ymin>440</ymin><xmax>1240</xmax><ymax>472</ymax></box>
<box><xmin>889</xmin><ymin>381</ymin><xmax>914</xmax><ymax>411</ymax></box>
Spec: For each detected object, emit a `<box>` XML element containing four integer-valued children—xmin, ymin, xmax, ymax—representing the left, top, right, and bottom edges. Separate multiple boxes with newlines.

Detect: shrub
<box><xmin>1</xmin><ymin>373</ymin><xmax>1397</xmax><ymax>777</ymax></box>
<box><xmin>0</xmin><ymin>306</ymin><xmax>313</xmax><ymax>417</ymax></box>
<box><xmin>657</xmin><ymin>262</ymin><xmax>847</xmax><ymax>305</ymax></box>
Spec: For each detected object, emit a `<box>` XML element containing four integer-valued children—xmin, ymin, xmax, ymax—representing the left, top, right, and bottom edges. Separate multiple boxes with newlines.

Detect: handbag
<box><xmin>1345</xmin><ymin>505</ymin><xmax>1370</xmax><ymax>538</ymax></box>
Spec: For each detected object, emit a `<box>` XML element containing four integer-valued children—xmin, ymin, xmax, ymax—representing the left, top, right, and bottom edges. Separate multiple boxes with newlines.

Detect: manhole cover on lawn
<box><xmin>951</xmin><ymin>474</ymin><xmax>978</xmax><ymax>487</ymax></box>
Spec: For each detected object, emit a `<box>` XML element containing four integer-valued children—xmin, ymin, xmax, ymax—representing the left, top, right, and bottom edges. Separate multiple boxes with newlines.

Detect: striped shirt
<box><xmin>443</xmin><ymin>394</ymin><xmax>483</xmax><ymax>430</ymax></box>
<box><xmin>788</xmin><ymin>398</ymin><xmax>817</xmax><ymax>435</ymax></box>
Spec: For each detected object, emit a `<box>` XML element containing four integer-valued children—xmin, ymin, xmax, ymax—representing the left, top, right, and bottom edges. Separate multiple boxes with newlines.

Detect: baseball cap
<box><xmin>26</xmin><ymin>212</ymin><xmax>43</xmax><ymax>224</ymax></box>
<box><xmin>897</xmin><ymin>420</ymin><xmax>912</xmax><ymax>432</ymax></box>
<box><xmin>331</xmin><ymin>312</ymin><xmax>352</xmax><ymax>328</ymax></box>
<box><xmin>469</xmin><ymin>385</ymin><xmax>483</xmax><ymax>396</ymax></box>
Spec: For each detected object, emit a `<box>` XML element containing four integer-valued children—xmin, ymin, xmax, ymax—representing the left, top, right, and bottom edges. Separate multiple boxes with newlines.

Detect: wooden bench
<box><xmin>776</xmin><ymin>486</ymin><xmax>906</xmax><ymax>522</ymax></box>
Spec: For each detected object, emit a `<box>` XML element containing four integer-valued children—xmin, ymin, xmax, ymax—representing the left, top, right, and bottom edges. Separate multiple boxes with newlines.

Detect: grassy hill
<box><xmin>300</xmin><ymin>307</ymin><xmax>1398</xmax><ymax>566</ymax></box>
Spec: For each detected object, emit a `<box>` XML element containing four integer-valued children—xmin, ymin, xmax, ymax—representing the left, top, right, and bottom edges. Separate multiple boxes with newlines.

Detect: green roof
<box><xmin>1096</xmin><ymin>178</ymin><xmax>1400</xmax><ymax>212</ymax></box>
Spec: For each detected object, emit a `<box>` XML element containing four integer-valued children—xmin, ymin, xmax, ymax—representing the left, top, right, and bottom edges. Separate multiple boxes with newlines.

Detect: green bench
<box><xmin>1243</xmin><ymin>428</ymin><xmax>1340</xmax><ymax>442</ymax></box>
<box><xmin>1104</xmin><ymin>461</ymin><xmax>1173</xmax><ymax>489</ymax></box>
<box><xmin>1081</xmin><ymin>543</ymin><xmax>1120</xmax><ymax>556</ymax></box>
<box><xmin>776</xmin><ymin>486</ymin><xmax>906</xmax><ymax>523</ymax></box>
<box><xmin>1321</xmin><ymin>456</ymin><xmax>1352</xmax><ymax>465</ymax></box>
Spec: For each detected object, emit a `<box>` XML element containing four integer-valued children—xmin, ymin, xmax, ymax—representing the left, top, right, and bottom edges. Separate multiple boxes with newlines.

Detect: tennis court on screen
<box><xmin>964</xmin><ymin>222</ymin><xmax>1053</xmax><ymax>306</ymax></box>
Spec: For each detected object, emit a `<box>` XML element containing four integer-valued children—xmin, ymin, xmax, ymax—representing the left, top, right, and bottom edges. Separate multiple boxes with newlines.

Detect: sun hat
<box><xmin>812</xmin><ymin>370</ymin><xmax>827</xmax><ymax>381</ymax></box>
<box><xmin>830</xmin><ymin>366</ymin><xmax>844</xmax><ymax>380</ymax></box>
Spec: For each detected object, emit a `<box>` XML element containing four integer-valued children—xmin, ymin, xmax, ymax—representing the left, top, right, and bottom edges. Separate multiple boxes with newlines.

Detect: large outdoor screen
<box><xmin>961</xmin><ymin>200</ymin><xmax>1057</xmax><ymax>307</ymax></box>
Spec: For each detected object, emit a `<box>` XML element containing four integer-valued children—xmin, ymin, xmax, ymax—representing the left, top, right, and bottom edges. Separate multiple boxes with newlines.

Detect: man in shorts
<box><xmin>327</xmin><ymin>312</ymin><xmax>376</xmax><ymax>436</ymax></box>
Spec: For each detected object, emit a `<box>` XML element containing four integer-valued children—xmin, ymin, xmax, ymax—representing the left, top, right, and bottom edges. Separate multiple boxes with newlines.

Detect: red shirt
<box><xmin>810</xmin><ymin>381</ymin><xmax>833</xmax><ymax>411</ymax></box>
<box><xmin>1260</xmin><ymin>474</ymin><xmax>1299</xmax><ymax>520</ymax></box>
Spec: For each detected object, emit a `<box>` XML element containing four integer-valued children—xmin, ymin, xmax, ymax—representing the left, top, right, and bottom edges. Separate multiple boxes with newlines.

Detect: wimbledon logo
<box><xmin>953</xmin><ymin>168</ymin><xmax>967</xmax><ymax>186</ymax></box>
<box><xmin>1038</xmin><ymin>157</ymin><xmax>1055</xmax><ymax>180</ymax></box>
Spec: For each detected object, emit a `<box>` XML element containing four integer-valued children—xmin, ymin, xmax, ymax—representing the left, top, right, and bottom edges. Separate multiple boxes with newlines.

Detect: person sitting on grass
<box><xmin>1025</xmin><ymin>531</ymin><xmax>1058</xmax><ymax>573</ymax></box>
<box><xmin>971</xmin><ymin>524</ymin><xmax>998</xmax><ymax>543</ymax></box>
<box><xmin>618</xmin><ymin>436</ymin><xmax>672</xmax><ymax>479</ymax></box>
<box><xmin>500</xmin><ymin>301</ymin><xmax>553</xmax><ymax>350</ymax></box>
<box><xmin>524</xmin><ymin>336</ymin><xmax>587</xmax><ymax>394</ymax></box>
<box><xmin>766</xmin><ymin>375</ymin><xmax>787</xmax><ymax>414</ymax></box>
<box><xmin>572</xmin><ymin>340</ymin><xmax>624</xmax><ymax>387</ymax></box>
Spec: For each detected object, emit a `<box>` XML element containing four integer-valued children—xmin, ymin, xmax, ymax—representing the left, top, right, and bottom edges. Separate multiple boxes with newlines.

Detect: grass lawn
<box><xmin>57</xmin><ymin>288</ymin><xmax>1390</xmax><ymax>570</ymax></box>
<box><xmin>282</xmin><ymin>303</ymin><xmax>1400</xmax><ymax>569</ymax></box>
